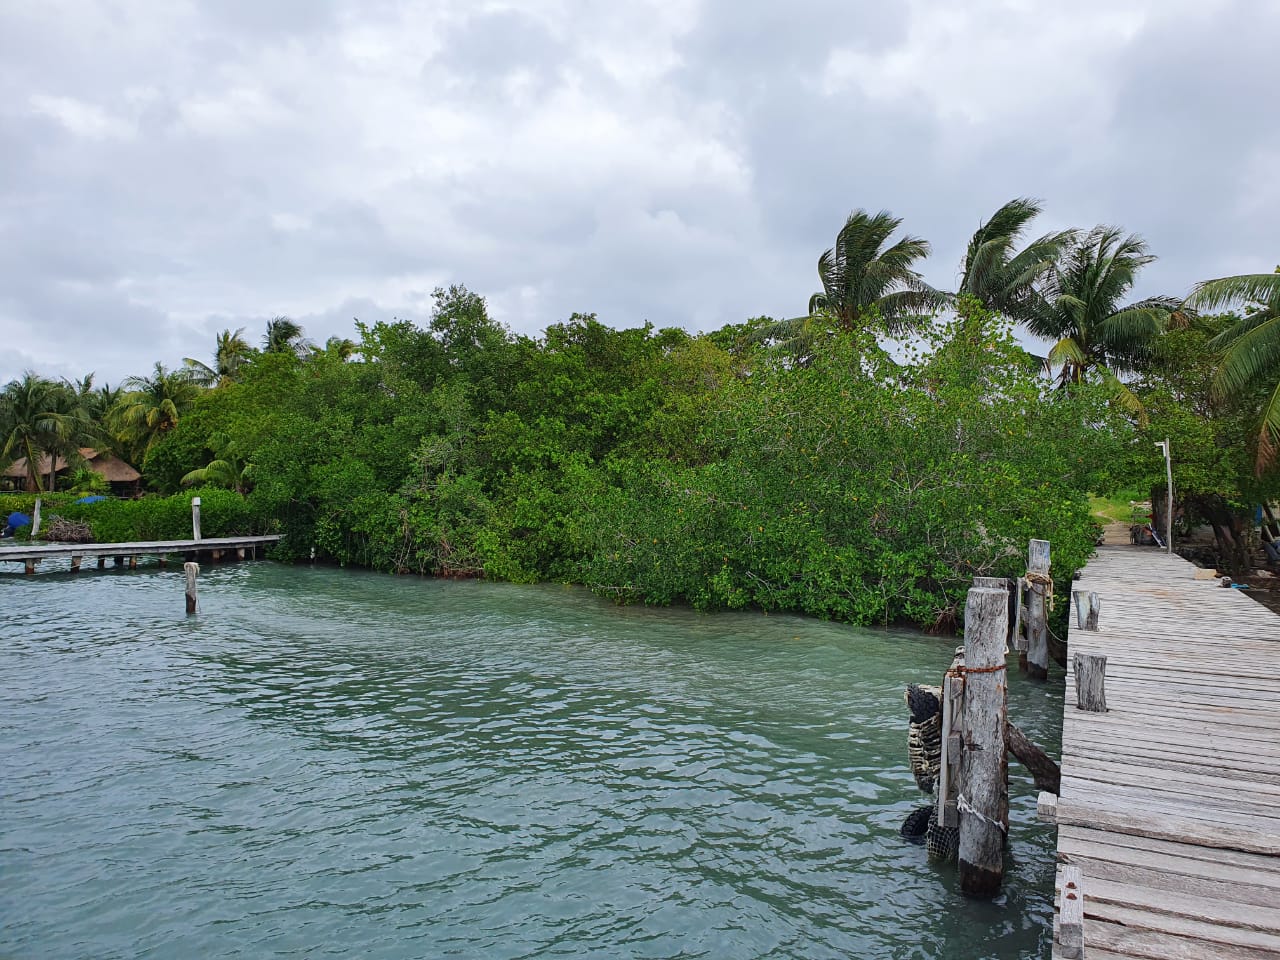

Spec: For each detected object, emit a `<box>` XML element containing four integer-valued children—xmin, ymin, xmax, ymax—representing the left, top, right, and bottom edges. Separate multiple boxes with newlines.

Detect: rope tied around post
<box><xmin>957</xmin><ymin>793</ymin><xmax>1009</xmax><ymax>834</ymax></box>
<box><xmin>1023</xmin><ymin>571</ymin><xmax>1054</xmax><ymax>611</ymax></box>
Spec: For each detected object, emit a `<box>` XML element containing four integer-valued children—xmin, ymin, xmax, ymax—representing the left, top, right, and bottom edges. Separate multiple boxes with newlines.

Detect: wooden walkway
<box><xmin>1051</xmin><ymin>546</ymin><xmax>1280</xmax><ymax>959</ymax></box>
<box><xmin>0</xmin><ymin>535</ymin><xmax>281</xmax><ymax>573</ymax></box>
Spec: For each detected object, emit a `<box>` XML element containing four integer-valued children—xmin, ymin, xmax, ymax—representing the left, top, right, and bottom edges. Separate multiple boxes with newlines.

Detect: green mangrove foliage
<box><xmin>10</xmin><ymin>199</ymin><xmax>1275</xmax><ymax>614</ymax></box>
<box><xmin>136</xmin><ymin>291</ymin><xmax>1121</xmax><ymax>628</ymax></box>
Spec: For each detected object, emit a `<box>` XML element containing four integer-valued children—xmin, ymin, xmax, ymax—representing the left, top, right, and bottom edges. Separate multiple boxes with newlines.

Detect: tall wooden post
<box><xmin>1025</xmin><ymin>540</ymin><xmax>1051</xmax><ymax>680</ymax></box>
<box><xmin>958</xmin><ymin>586</ymin><xmax>1009</xmax><ymax>899</ymax></box>
<box><xmin>184</xmin><ymin>562</ymin><xmax>199</xmax><ymax>614</ymax></box>
<box><xmin>191</xmin><ymin>497</ymin><xmax>202</xmax><ymax>542</ymax></box>
<box><xmin>31</xmin><ymin>497</ymin><xmax>42</xmax><ymax>539</ymax></box>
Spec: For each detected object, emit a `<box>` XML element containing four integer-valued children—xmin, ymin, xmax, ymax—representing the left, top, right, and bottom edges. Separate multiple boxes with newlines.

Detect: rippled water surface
<box><xmin>2</xmin><ymin>563</ymin><xmax>1062</xmax><ymax>958</ymax></box>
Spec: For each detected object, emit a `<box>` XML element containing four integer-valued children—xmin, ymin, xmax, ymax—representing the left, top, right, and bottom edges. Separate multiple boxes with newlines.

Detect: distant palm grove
<box><xmin>3</xmin><ymin>200</ymin><xmax>1277</xmax><ymax>628</ymax></box>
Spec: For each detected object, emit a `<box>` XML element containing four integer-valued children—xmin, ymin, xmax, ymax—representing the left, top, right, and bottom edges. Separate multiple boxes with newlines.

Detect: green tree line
<box><xmin>3</xmin><ymin>200</ymin><xmax>1277</xmax><ymax>627</ymax></box>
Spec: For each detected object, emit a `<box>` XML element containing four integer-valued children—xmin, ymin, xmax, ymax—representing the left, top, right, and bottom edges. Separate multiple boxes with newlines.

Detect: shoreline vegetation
<box><xmin>4</xmin><ymin>201</ymin><xmax>1277</xmax><ymax>631</ymax></box>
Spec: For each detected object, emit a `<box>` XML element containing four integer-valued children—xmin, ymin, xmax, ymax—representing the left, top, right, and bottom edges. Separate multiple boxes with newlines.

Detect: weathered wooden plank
<box><xmin>1058</xmin><ymin>827</ymin><xmax>1280</xmax><ymax>882</ymax></box>
<box><xmin>1078</xmin><ymin>917</ymin><xmax>1280</xmax><ymax>960</ymax></box>
<box><xmin>1063</xmin><ymin>854</ymin><xmax>1280</xmax><ymax>909</ymax></box>
<box><xmin>1082</xmin><ymin>900</ymin><xmax>1280</xmax><ymax>953</ymax></box>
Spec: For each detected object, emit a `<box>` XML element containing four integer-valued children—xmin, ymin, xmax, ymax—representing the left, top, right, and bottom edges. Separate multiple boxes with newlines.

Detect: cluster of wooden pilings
<box><xmin>916</xmin><ymin>539</ymin><xmax>1068</xmax><ymax>899</ymax></box>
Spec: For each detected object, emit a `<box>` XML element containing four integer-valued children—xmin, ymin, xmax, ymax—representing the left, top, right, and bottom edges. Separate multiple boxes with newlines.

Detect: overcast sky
<box><xmin>2</xmin><ymin>0</ymin><xmax>1277</xmax><ymax>387</ymax></box>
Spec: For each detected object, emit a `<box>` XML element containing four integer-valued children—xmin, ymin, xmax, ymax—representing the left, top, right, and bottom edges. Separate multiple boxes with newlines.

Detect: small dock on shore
<box><xmin>1049</xmin><ymin>546</ymin><xmax>1280</xmax><ymax>958</ymax></box>
<box><xmin>0</xmin><ymin>536</ymin><xmax>282</xmax><ymax>574</ymax></box>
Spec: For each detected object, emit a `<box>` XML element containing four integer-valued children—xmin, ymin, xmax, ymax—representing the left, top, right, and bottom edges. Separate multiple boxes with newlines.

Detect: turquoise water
<box><xmin>1</xmin><ymin>563</ymin><xmax>1061</xmax><ymax>958</ymax></box>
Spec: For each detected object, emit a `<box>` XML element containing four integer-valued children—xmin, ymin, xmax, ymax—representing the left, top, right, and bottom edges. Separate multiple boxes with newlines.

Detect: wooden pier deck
<box><xmin>0</xmin><ymin>535</ymin><xmax>282</xmax><ymax>573</ymax></box>
<box><xmin>1051</xmin><ymin>546</ymin><xmax>1280</xmax><ymax>959</ymax></box>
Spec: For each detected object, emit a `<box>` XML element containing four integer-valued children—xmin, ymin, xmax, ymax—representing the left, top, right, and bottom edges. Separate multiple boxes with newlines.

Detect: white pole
<box><xmin>1155</xmin><ymin>440</ymin><xmax>1172</xmax><ymax>554</ymax></box>
<box><xmin>192</xmin><ymin>496</ymin><xmax>202</xmax><ymax>542</ymax></box>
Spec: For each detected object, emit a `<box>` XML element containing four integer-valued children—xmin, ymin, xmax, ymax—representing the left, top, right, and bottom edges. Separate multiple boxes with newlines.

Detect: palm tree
<box><xmin>1029</xmin><ymin>227</ymin><xmax>1176</xmax><ymax>399</ymax></box>
<box><xmin>110</xmin><ymin>363</ymin><xmax>202</xmax><ymax>461</ymax></box>
<box><xmin>956</xmin><ymin>198</ymin><xmax>1074</xmax><ymax>326</ymax></box>
<box><xmin>262</xmin><ymin>316</ymin><xmax>311</xmax><ymax>356</ymax></box>
<box><xmin>808</xmin><ymin>209</ymin><xmax>945</xmax><ymax>334</ymax></box>
<box><xmin>0</xmin><ymin>374</ymin><xmax>95</xmax><ymax>491</ymax></box>
<box><xmin>181</xmin><ymin>435</ymin><xmax>253</xmax><ymax>493</ymax></box>
<box><xmin>1184</xmin><ymin>268</ymin><xmax>1280</xmax><ymax>472</ymax></box>
<box><xmin>184</xmin><ymin>327</ymin><xmax>252</xmax><ymax>386</ymax></box>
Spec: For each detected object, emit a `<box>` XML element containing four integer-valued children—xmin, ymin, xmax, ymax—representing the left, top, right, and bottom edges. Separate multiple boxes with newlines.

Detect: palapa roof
<box><xmin>2</xmin><ymin>448</ymin><xmax>141</xmax><ymax>483</ymax></box>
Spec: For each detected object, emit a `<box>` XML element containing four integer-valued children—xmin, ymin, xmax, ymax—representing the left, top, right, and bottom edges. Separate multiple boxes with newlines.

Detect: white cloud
<box><xmin>0</xmin><ymin>0</ymin><xmax>1276</xmax><ymax>384</ymax></box>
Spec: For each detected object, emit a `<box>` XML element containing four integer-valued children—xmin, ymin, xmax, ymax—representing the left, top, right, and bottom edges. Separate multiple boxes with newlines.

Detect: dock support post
<box><xmin>129</xmin><ymin>555</ymin><xmax>138</xmax><ymax>570</ymax></box>
<box><xmin>31</xmin><ymin>497</ymin><xmax>42</xmax><ymax>539</ymax></box>
<box><xmin>97</xmin><ymin>557</ymin><xmax>106</xmax><ymax>569</ymax></box>
<box><xmin>71</xmin><ymin>556</ymin><xmax>81</xmax><ymax>573</ymax></box>
<box><xmin>958</xmin><ymin>586</ymin><xmax>1009</xmax><ymax>899</ymax></box>
<box><xmin>1024</xmin><ymin>539</ymin><xmax>1051</xmax><ymax>680</ymax></box>
<box><xmin>185</xmin><ymin>562</ymin><xmax>199</xmax><ymax>614</ymax></box>
<box><xmin>25</xmin><ymin>559</ymin><xmax>35</xmax><ymax>575</ymax></box>
<box><xmin>936</xmin><ymin>673</ymin><xmax>964</xmax><ymax>830</ymax></box>
<box><xmin>1074</xmin><ymin>654</ymin><xmax>1108</xmax><ymax>713</ymax></box>
<box><xmin>192</xmin><ymin>496</ymin><xmax>202</xmax><ymax>542</ymax></box>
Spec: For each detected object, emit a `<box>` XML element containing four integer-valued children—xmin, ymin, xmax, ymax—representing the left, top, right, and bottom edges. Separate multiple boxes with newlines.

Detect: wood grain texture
<box><xmin>1052</xmin><ymin>545</ymin><xmax>1280</xmax><ymax>959</ymax></box>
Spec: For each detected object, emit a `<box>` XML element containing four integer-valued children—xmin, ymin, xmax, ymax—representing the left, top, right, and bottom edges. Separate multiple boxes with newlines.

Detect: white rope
<box><xmin>957</xmin><ymin>793</ymin><xmax>1008</xmax><ymax>834</ymax></box>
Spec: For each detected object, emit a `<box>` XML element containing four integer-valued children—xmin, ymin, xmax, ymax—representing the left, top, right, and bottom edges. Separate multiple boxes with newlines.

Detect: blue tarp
<box><xmin>75</xmin><ymin>495</ymin><xmax>107</xmax><ymax>504</ymax></box>
<box><xmin>4</xmin><ymin>511</ymin><xmax>31</xmax><ymax>534</ymax></box>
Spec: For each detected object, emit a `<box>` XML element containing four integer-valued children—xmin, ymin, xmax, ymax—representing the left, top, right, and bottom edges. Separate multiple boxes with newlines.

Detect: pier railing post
<box><xmin>958</xmin><ymin>586</ymin><xmax>1009</xmax><ymax>899</ymax></box>
<box><xmin>1024</xmin><ymin>539</ymin><xmax>1051</xmax><ymax>680</ymax></box>
<box><xmin>191</xmin><ymin>497</ymin><xmax>202</xmax><ymax>542</ymax></box>
<box><xmin>184</xmin><ymin>561</ymin><xmax>199</xmax><ymax>614</ymax></box>
<box><xmin>32</xmin><ymin>497</ymin><xmax>42</xmax><ymax>539</ymax></box>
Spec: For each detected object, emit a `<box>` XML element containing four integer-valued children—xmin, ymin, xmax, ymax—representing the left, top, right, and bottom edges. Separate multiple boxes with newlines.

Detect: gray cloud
<box><xmin>1</xmin><ymin>0</ymin><xmax>1277</xmax><ymax>387</ymax></box>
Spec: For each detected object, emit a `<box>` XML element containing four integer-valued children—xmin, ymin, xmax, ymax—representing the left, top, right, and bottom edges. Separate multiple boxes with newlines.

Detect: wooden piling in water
<box><xmin>958</xmin><ymin>585</ymin><xmax>1009</xmax><ymax>899</ymax></box>
<box><xmin>184</xmin><ymin>562</ymin><xmax>199</xmax><ymax>614</ymax></box>
<box><xmin>1024</xmin><ymin>539</ymin><xmax>1051</xmax><ymax>680</ymax></box>
<box><xmin>71</xmin><ymin>556</ymin><xmax>81</xmax><ymax>573</ymax></box>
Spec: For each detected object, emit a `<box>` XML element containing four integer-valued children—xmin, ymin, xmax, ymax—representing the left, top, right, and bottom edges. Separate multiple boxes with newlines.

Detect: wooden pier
<box><xmin>1049</xmin><ymin>546</ymin><xmax>1280</xmax><ymax>958</ymax></box>
<box><xmin>0</xmin><ymin>536</ymin><xmax>282</xmax><ymax>574</ymax></box>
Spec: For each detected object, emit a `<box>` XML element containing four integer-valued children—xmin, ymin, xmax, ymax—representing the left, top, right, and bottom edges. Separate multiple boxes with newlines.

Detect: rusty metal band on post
<box><xmin>959</xmin><ymin>662</ymin><xmax>1008</xmax><ymax>675</ymax></box>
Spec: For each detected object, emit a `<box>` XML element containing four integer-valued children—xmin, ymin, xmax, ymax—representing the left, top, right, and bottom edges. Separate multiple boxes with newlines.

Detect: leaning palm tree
<box><xmin>1029</xmin><ymin>227</ymin><xmax>1176</xmax><ymax>395</ymax></box>
<box><xmin>808</xmin><ymin>209</ymin><xmax>945</xmax><ymax>334</ymax></box>
<box><xmin>109</xmin><ymin>363</ymin><xmax>202</xmax><ymax>461</ymax></box>
<box><xmin>956</xmin><ymin>198</ymin><xmax>1074</xmax><ymax>326</ymax></box>
<box><xmin>757</xmin><ymin>208</ymin><xmax>945</xmax><ymax>362</ymax></box>
<box><xmin>1184</xmin><ymin>268</ymin><xmax>1280</xmax><ymax>472</ymax></box>
<box><xmin>0</xmin><ymin>374</ymin><xmax>95</xmax><ymax>491</ymax></box>
<box><xmin>184</xmin><ymin>327</ymin><xmax>252</xmax><ymax>386</ymax></box>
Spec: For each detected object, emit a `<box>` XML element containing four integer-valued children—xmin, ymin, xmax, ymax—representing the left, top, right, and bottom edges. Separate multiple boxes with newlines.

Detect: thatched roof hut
<box><xmin>2</xmin><ymin>448</ymin><xmax>141</xmax><ymax>494</ymax></box>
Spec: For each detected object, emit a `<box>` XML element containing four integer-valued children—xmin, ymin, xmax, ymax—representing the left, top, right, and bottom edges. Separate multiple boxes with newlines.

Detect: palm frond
<box><xmin>1185</xmin><ymin>273</ymin><xmax>1280</xmax><ymax>313</ymax></box>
